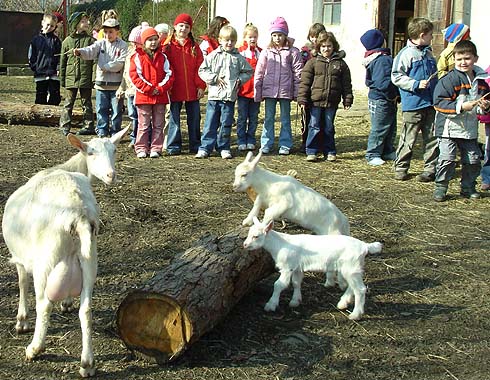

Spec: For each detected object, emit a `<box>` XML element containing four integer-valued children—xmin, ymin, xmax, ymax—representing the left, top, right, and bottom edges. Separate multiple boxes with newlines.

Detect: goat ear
<box><xmin>251</xmin><ymin>151</ymin><xmax>262</xmax><ymax>167</ymax></box>
<box><xmin>265</xmin><ymin>220</ymin><xmax>274</xmax><ymax>233</ymax></box>
<box><xmin>67</xmin><ymin>133</ymin><xmax>87</xmax><ymax>153</ymax></box>
<box><xmin>110</xmin><ymin>125</ymin><xmax>130</xmax><ymax>145</ymax></box>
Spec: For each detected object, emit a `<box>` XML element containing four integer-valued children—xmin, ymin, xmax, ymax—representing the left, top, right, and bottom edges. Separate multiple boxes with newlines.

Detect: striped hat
<box><xmin>443</xmin><ymin>23</ymin><xmax>470</xmax><ymax>43</ymax></box>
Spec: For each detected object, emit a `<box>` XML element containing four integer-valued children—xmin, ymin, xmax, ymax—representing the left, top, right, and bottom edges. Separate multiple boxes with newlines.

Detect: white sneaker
<box><xmin>367</xmin><ymin>157</ymin><xmax>385</xmax><ymax>166</ymax></box>
<box><xmin>150</xmin><ymin>151</ymin><xmax>161</xmax><ymax>158</ymax></box>
<box><xmin>136</xmin><ymin>151</ymin><xmax>147</xmax><ymax>158</ymax></box>
<box><xmin>221</xmin><ymin>150</ymin><xmax>232</xmax><ymax>159</ymax></box>
<box><xmin>326</xmin><ymin>154</ymin><xmax>337</xmax><ymax>162</ymax></box>
<box><xmin>246</xmin><ymin>143</ymin><xmax>256</xmax><ymax>150</ymax></box>
<box><xmin>260</xmin><ymin>147</ymin><xmax>270</xmax><ymax>154</ymax></box>
<box><xmin>238</xmin><ymin>144</ymin><xmax>247</xmax><ymax>151</ymax></box>
<box><xmin>278</xmin><ymin>147</ymin><xmax>290</xmax><ymax>155</ymax></box>
<box><xmin>195</xmin><ymin>150</ymin><xmax>209</xmax><ymax>158</ymax></box>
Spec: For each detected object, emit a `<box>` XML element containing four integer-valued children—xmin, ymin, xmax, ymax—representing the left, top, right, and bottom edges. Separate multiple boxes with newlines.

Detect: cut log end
<box><xmin>117</xmin><ymin>291</ymin><xmax>193</xmax><ymax>363</ymax></box>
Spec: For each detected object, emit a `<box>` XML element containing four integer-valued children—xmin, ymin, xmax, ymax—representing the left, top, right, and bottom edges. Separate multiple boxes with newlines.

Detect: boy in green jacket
<box><xmin>59</xmin><ymin>12</ymin><xmax>96</xmax><ymax>136</ymax></box>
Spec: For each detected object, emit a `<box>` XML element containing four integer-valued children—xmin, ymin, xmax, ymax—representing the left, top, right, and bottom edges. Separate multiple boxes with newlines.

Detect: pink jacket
<box><xmin>254</xmin><ymin>44</ymin><xmax>303</xmax><ymax>102</ymax></box>
<box><xmin>478</xmin><ymin>65</ymin><xmax>490</xmax><ymax>123</ymax></box>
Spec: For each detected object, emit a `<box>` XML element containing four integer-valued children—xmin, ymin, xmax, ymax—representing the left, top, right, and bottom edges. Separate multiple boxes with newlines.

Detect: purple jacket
<box><xmin>254</xmin><ymin>44</ymin><xmax>303</xmax><ymax>102</ymax></box>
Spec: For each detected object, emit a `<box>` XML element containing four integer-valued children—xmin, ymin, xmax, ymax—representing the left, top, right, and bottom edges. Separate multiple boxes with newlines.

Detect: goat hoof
<box><xmin>264</xmin><ymin>302</ymin><xmax>277</xmax><ymax>312</ymax></box>
<box><xmin>323</xmin><ymin>280</ymin><xmax>336</xmax><ymax>288</ymax></box>
<box><xmin>289</xmin><ymin>299</ymin><xmax>301</xmax><ymax>308</ymax></box>
<box><xmin>337</xmin><ymin>300</ymin><xmax>349</xmax><ymax>310</ymax></box>
<box><xmin>26</xmin><ymin>343</ymin><xmax>44</xmax><ymax>361</ymax></box>
<box><xmin>348</xmin><ymin>312</ymin><xmax>363</xmax><ymax>321</ymax></box>
<box><xmin>242</xmin><ymin>218</ymin><xmax>253</xmax><ymax>226</ymax></box>
<box><xmin>16</xmin><ymin>320</ymin><xmax>30</xmax><ymax>333</ymax></box>
<box><xmin>61</xmin><ymin>302</ymin><xmax>75</xmax><ymax>313</ymax></box>
<box><xmin>80</xmin><ymin>365</ymin><xmax>96</xmax><ymax>377</ymax></box>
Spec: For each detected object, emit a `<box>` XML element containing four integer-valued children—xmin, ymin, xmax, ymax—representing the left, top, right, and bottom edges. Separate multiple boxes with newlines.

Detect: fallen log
<box><xmin>0</xmin><ymin>100</ymin><xmax>87</xmax><ymax>125</ymax></box>
<box><xmin>116</xmin><ymin>227</ymin><xmax>275</xmax><ymax>364</ymax></box>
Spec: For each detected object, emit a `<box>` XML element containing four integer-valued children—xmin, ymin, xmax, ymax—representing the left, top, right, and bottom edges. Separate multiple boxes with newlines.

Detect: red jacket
<box><xmin>129</xmin><ymin>48</ymin><xmax>174</xmax><ymax>105</ymax></box>
<box><xmin>163</xmin><ymin>37</ymin><xmax>206</xmax><ymax>102</ymax></box>
<box><xmin>238</xmin><ymin>42</ymin><xmax>261</xmax><ymax>99</ymax></box>
<box><xmin>199</xmin><ymin>35</ymin><xmax>219</xmax><ymax>55</ymax></box>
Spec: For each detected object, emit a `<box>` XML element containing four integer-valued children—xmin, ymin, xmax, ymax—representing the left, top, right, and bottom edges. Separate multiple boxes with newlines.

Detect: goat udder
<box><xmin>46</xmin><ymin>257</ymin><xmax>83</xmax><ymax>302</ymax></box>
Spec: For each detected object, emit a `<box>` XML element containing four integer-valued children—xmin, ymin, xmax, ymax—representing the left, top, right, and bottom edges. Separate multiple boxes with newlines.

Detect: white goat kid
<box><xmin>233</xmin><ymin>151</ymin><xmax>350</xmax><ymax>236</ymax></box>
<box><xmin>2</xmin><ymin>127</ymin><xmax>128</xmax><ymax>377</ymax></box>
<box><xmin>243</xmin><ymin>217</ymin><xmax>382</xmax><ymax>320</ymax></box>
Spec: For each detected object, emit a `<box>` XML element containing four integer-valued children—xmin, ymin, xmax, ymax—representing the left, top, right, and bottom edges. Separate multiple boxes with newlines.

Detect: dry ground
<box><xmin>0</xmin><ymin>76</ymin><xmax>489</xmax><ymax>380</ymax></box>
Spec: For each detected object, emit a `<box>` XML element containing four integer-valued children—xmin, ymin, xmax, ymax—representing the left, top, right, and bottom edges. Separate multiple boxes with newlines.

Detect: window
<box><xmin>323</xmin><ymin>0</ymin><xmax>341</xmax><ymax>25</ymax></box>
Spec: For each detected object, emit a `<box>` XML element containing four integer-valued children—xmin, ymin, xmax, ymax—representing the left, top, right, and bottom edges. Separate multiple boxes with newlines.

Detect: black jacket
<box><xmin>28</xmin><ymin>32</ymin><xmax>61</xmax><ymax>78</ymax></box>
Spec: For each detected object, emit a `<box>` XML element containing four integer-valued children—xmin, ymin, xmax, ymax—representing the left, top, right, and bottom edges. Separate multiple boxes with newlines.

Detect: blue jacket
<box><xmin>362</xmin><ymin>48</ymin><xmax>398</xmax><ymax>101</ymax></box>
<box><xmin>391</xmin><ymin>39</ymin><xmax>437</xmax><ymax>111</ymax></box>
<box><xmin>433</xmin><ymin>66</ymin><xmax>489</xmax><ymax>139</ymax></box>
<box><xmin>28</xmin><ymin>32</ymin><xmax>61</xmax><ymax>78</ymax></box>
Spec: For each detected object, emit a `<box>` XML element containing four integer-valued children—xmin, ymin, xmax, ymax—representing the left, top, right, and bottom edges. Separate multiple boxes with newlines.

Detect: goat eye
<box><xmin>241</xmin><ymin>173</ymin><xmax>247</xmax><ymax>178</ymax></box>
<box><xmin>87</xmin><ymin>151</ymin><xmax>94</xmax><ymax>156</ymax></box>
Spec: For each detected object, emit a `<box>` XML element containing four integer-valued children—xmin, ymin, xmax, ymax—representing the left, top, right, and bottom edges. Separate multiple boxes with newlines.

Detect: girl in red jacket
<box><xmin>130</xmin><ymin>27</ymin><xmax>174</xmax><ymax>158</ymax></box>
<box><xmin>164</xmin><ymin>13</ymin><xmax>207</xmax><ymax>155</ymax></box>
<box><xmin>237</xmin><ymin>23</ymin><xmax>262</xmax><ymax>151</ymax></box>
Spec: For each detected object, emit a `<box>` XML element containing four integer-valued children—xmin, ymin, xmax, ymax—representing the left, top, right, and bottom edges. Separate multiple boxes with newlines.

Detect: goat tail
<box><xmin>75</xmin><ymin>219</ymin><xmax>98</xmax><ymax>261</ymax></box>
<box><xmin>366</xmin><ymin>242</ymin><xmax>383</xmax><ymax>255</ymax></box>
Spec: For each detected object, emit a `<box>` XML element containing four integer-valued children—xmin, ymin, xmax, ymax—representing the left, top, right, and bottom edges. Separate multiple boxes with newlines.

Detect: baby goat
<box><xmin>2</xmin><ymin>127</ymin><xmax>128</xmax><ymax>377</ymax></box>
<box><xmin>243</xmin><ymin>217</ymin><xmax>382</xmax><ymax>320</ymax></box>
<box><xmin>233</xmin><ymin>151</ymin><xmax>350</xmax><ymax>236</ymax></box>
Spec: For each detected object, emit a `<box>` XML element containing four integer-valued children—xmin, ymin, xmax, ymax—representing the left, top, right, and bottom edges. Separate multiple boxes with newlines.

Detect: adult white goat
<box><xmin>243</xmin><ymin>217</ymin><xmax>382</xmax><ymax>320</ymax></box>
<box><xmin>233</xmin><ymin>151</ymin><xmax>350</xmax><ymax>236</ymax></box>
<box><xmin>2</xmin><ymin>127</ymin><xmax>128</xmax><ymax>377</ymax></box>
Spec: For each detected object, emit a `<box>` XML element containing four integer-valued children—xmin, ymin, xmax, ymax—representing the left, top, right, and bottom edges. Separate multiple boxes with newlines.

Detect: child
<box><xmin>360</xmin><ymin>28</ymin><xmax>398</xmax><ymax>166</ymax></box>
<box><xmin>479</xmin><ymin>65</ymin><xmax>490</xmax><ymax>191</ymax></box>
<box><xmin>28</xmin><ymin>13</ymin><xmax>62</xmax><ymax>105</ymax></box>
<box><xmin>155</xmin><ymin>23</ymin><xmax>170</xmax><ymax>47</ymax></box>
<box><xmin>391</xmin><ymin>17</ymin><xmax>439</xmax><ymax>182</ymax></box>
<box><xmin>437</xmin><ymin>23</ymin><xmax>470</xmax><ymax>79</ymax></box>
<box><xmin>199</xmin><ymin>16</ymin><xmax>229</xmax><ymax>56</ymax></box>
<box><xmin>59</xmin><ymin>12</ymin><xmax>95</xmax><ymax>136</ymax></box>
<box><xmin>236</xmin><ymin>23</ymin><xmax>262</xmax><ymax>151</ymax></box>
<box><xmin>297</xmin><ymin>31</ymin><xmax>353</xmax><ymax>162</ymax></box>
<box><xmin>130</xmin><ymin>27</ymin><xmax>174</xmax><ymax>158</ymax></box>
<box><xmin>254</xmin><ymin>17</ymin><xmax>303</xmax><ymax>155</ymax></box>
<box><xmin>117</xmin><ymin>23</ymin><xmax>149</xmax><ymax>147</ymax></box>
<box><xmin>74</xmin><ymin>18</ymin><xmax>128</xmax><ymax>137</ymax></box>
<box><xmin>164</xmin><ymin>13</ymin><xmax>206</xmax><ymax>155</ymax></box>
<box><xmin>432</xmin><ymin>40</ymin><xmax>490</xmax><ymax>201</ymax></box>
<box><xmin>97</xmin><ymin>9</ymin><xmax>118</xmax><ymax>40</ymax></box>
<box><xmin>196</xmin><ymin>25</ymin><xmax>253</xmax><ymax>159</ymax></box>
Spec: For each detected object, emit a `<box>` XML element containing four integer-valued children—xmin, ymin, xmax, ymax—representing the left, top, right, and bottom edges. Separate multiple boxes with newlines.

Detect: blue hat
<box><xmin>360</xmin><ymin>29</ymin><xmax>384</xmax><ymax>50</ymax></box>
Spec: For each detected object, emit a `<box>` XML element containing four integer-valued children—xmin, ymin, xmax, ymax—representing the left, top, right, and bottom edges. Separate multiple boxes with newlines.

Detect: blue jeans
<box><xmin>96</xmin><ymin>89</ymin><xmax>123</xmax><ymax>137</ymax></box>
<box><xmin>199</xmin><ymin>100</ymin><xmax>235</xmax><ymax>154</ymax></box>
<box><xmin>366</xmin><ymin>98</ymin><xmax>397</xmax><ymax>161</ymax></box>
<box><xmin>237</xmin><ymin>96</ymin><xmax>260</xmax><ymax>146</ymax></box>
<box><xmin>126</xmin><ymin>95</ymin><xmax>138</xmax><ymax>143</ymax></box>
<box><xmin>481</xmin><ymin>124</ymin><xmax>490</xmax><ymax>185</ymax></box>
<box><xmin>167</xmin><ymin>100</ymin><xmax>201</xmax><ymax>153</ymax></box>
<box><xmin>306</xmin><ymin>106</ymin><xmax>337</xmax><ymax>155</ymax></box>
<box><xmin>260</xmin><ymin>98</ymin><xmax>292</xmax><ymax>151</ymax></box>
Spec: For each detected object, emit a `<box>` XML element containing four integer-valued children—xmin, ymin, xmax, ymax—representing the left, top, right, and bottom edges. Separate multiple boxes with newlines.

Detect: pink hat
<box><xmin>269</xmin><ymin>17</ymin><xmax>289</xmax><ymax>36</ymax></box>
<box><xmin>141</xmin><ymin>27</ymin><xmax>158</xmax><ymax>44</ymax></box>
<box><xmin>128</xmin><ymin>25</ymin><xmax>143</xmax><ymax>44</ymax></box>
<box><xmin>174</xmin><ymin>13</ymin><xmax>193</xmax><ymax>28</ymax></box>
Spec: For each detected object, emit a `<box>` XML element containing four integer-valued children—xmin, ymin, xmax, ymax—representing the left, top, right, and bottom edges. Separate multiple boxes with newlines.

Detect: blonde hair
<box><xmin>407</xmin><ymin>17</ymin><xmax>433</xmax><ymax>40</ymax></box>
<box><xmin>43</xmin><ymin>13</ymin><xmax>58</xmax><ymax>23</ymax></box>
<box><xmin>219</xmin><ymin>25</ymin><xmax>237</xmax><ymax>41</ymax></box>
<box><xmin>236</xmin><ymin>23</ymin><xmax>258</xmax><ymax>48</ymax></box>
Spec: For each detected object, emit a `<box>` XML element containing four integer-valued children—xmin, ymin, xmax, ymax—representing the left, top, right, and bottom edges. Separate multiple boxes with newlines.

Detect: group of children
<box><xmin>28</xmin><ymin>11</ymin><xmax>490</xmax><ymax>201</ymax></box>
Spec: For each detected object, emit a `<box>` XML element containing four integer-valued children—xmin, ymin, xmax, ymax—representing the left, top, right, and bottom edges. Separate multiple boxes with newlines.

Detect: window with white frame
<box><xmin>323</xmin><ymin>0</ymin><xmax>341</xmax><ymax>25</ymax></box>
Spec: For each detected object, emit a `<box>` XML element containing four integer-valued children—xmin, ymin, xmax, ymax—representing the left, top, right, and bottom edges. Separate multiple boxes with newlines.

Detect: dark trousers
<box><xmin>35</xmin><ymin>79</ymin><xmax>61</xmax><ymax>105</ymax></box>
<box><xmin>60</xmin><ymin>87</ymin><xmax>94</xmax><ymax>130</ymax></box>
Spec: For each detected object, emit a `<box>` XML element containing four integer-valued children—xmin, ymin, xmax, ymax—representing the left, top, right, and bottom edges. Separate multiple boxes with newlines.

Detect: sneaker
<box><xmin>367</xmin><ymin>157</ymin><xmax>385</xmax><ymax>166</ymax></box>
<box><xmin>77</xmin><ymin>127</ymin><xmax>97</xmax><ymax>136</ymax></box>
<box><xmin>246</xmin><ymin>143</ymin><xmax>256</xmax><ymax>150</ymax></box>
<box><xmin>306</xmin><ymin>154</ymin><xmax>318</xmax><ymax>162</ymax></box>
<box><xmin>416</xmin><ymin>172</ymin><xmax>435</xmax><ymax>182</ymax></box>
<box><xmin>260</xmin><ymin>147</ymin><xmax>270</xmax><ymax>154</ymax></box>
<box><xmin>238</xmin><ymin>144</ymin><xmax>247</xmax><ymax>151</ymax></box>
<box><xmin>137</xmin><ymin>151</ymin><xmax>147</xmax><ymax>158</ymax></box>
<box><xmin>481</xmin><ymin>183</ymin><xmax>490</xmax><ymax>191</ymax></box>
<box><xmin>149</xmin><ymin>151</ymin><xmax>161</xmax><ymax>158</ymax></box>
<box><xmin>166</xmin><ymin>150</ymin><xmax>181</xmax><ymax>156</ymax></box>
<box><xmin>221</xmin><ymin>150</ymin><xmax>233</xmax><ymax>159</ymax></box>
<box><xmin>278</xmin><ymin>147</ymin><xmax>290</xmax><ymax>155</ymax></box>
<box><xmin>195</xmin><ymin>150</ymin><xmax>209</xmax><ymax>159</ymax></box>
<box><xmin>460</xmin><ymin>190</ymin><xmax>481</xmax><ymax>199</ymax></box>
<box><xmin>394</xmin><ymin>171</ymin><xmax>409</xmax><ymax>181</ymax></box>
<box><xmin>433</xmin><ymin>187</ymin><xmax>447</xmax><ymax>202</ymax></box>
<box><xmin>326</xmin><ymin>154</ymin><xmax>337</xmax><ymax>162</ymax></box>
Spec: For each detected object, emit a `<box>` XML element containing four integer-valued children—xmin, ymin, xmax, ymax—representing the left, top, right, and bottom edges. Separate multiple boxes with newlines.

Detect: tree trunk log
<box><xmin>0</xmin><ymin>101</ymin><xmax>86</xmax><ymax>125</ymax></box>
<box><xmin>116</xmin><ymin>227</ymin><xmax>274</xmax><ymax>364</ymax></box>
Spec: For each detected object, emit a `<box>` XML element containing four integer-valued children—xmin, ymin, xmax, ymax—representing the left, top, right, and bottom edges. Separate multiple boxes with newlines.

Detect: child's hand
<box><xmin>152</xmin><ymin>88</ymin><xmax>160</xmax><ymax>96</ymax></box>
<box><xmin>478</xmin><ymin>99</ymin><xmax>490</xmax><ymax>111</ymax></box>
<box><xmin>73</xmin><ymin>49</ymin><xmax>80</xmax><ymax>56</ymax></box>
<box><xmin>461</xmin><ymin>100</ymin><xmax>479</xmax><ymax>111</ymax></box>
<box><xmin>217</xmin><ymin>77</ymin><xmax>227</xmax><ymax>89</ymax></box>
<box><xmin>197</xmin><ymin>88</ymin><xmax>205</xmax><ymax>99</ymax></box>
<box><xmin>418</xmin><ymin>79</ymin><xmax>428</xmax><ymax>89</ymax></box>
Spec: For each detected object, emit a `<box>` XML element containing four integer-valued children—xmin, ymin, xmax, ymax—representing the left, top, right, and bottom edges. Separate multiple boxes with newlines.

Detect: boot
<box><xmin>460</xmin><ymin>164</ymin><xmax>481</xmax><ymax>199</ymax></box>
<box><xmin>433</xmin><ymin>183</ymin><xmax>448</xmax><ymax>202</ymax></box>
<box><xmin>77</xmin><ymin>127</ymin><xmax>97</xmax><ymax>136</ymax></box>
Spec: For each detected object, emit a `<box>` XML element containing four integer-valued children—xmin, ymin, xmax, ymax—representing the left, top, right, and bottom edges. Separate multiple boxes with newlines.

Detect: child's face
<box><xmin>174</xmin><ymin>22</ymin><xmax>190</xmax><ymax>39</ymax></box>
<box><xmin>77</xmin><ymin>17</ymin><xmax>90</xmax><ymax>33</ymax></box>
<box><xmin>414</xmin><ymin>30</ymin><xmax>433</xmax><ymax>46</ymax></box>
<box><xmin>41</xmin><ymin>17</ymin><xmax>57</xmax><ymax>34</ymax></box>
<box><xmin>145</xmin><ymin>35</ymin><xmax>160</xmax><ymax>51</ymax></box>
<box><xmin>104</xmin><ymin>27</ymin><xmax>118</xmax><ymax>42</ymax></box>
<box><xmin>454</xmin><ymin>52</ymin><xmax>478</xmax><ymax>73</ymax></box>
<box><xmin>244</xmin><ymin>30</ymin><xmax>258</xmax><ymax>47</ymax></box>
<box><xmin>309</xmin><ymin>35</ymin><xmax>318</xmax><ymax>45</ymax></box>
<box><xmin>271</xmin><ymin>32</ymin><xmax>287</xmax><ymax>47</ymax></box>
<box><xmin>320</xmin><ymin>41</ymin><xmax>334</xmax><ymax>58</ymax></box>
<box><xmin>219</xmin><ymin>36</ymin><xmax>236</xmax><ymax>52</ymax></box>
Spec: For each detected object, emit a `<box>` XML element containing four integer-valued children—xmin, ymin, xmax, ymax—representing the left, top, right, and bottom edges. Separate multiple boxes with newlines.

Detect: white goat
<box><xmin>2</xmin><ymin>127</ymin><xmax>128</xmax><ymax>377</ymax></box>
<box><xmin>243</xmin><ymin>217</ymin><xmax>382</xmax><ymax>320</ymax></box>
<box><xmin>233</xmin><ymin>151</ymin><xmax>350</xmax><ymax>236</ymax></box>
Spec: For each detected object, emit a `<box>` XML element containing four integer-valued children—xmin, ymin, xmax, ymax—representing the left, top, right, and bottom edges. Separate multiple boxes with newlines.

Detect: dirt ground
<box><xmin>0</xmin><ymin>76</ymin><xmax>489</xmax><ymax>380</ymax></box>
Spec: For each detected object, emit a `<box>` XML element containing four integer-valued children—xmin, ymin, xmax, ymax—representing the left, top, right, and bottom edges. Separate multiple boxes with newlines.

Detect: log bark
<box><xmin>116</xmin><ymin>227</ymin><xmax>275</xmax><ymax>364</ymax></box>
<box><xmin>0</xmin><ymin>101</ymin><xmax>86</xmax><ymax>125</ymax></box>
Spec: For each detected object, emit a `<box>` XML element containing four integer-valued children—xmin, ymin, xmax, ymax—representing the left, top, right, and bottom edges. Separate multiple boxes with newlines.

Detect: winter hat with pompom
<box><xmin>128</xmin><ymin>23</ymin><xmax>150</xmax><ymax>44</ymax></box>
<box><xmin>269</xmin><ymin>17</ymin><xmax>289</xmax><ymax>36</ymax></box>
<box><xmin>443</xmin><ymin>23</ymin><xmax>470</xmax><ymax>43</ymax></box>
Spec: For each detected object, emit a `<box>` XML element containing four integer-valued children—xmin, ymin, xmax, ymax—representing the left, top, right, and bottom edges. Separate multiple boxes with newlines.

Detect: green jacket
<box><xmin>60</xmin><ymin>32</ymin><xmax>96</xmax><ymax>88</ymax></box>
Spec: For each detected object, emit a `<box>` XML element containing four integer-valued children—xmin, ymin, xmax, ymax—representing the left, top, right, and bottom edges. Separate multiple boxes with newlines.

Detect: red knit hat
<box><xmin>174</xmin><ymin>13</ymin><xmax>193</xmax><ymax>28</ymax></box>
<box><xmin>141</xmin><ymin>27</ymin><xmax>158</xmax><ymax>44</ymax></box>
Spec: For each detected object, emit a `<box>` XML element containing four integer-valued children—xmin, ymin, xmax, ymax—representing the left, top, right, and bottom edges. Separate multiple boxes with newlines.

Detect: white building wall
<box><xmin>214</xmin><ymin>0</ymin><xmax>377</xmax><ymax>93</ymax></box>
<box><xmin>469</xmin><ymin>0</ymin><xmax>490</xmax><ymax>70</ymax></box>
